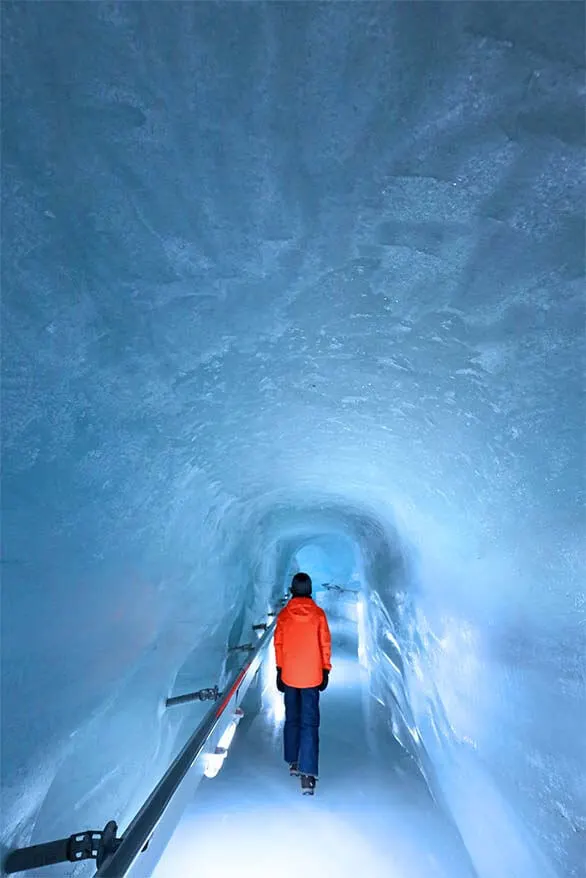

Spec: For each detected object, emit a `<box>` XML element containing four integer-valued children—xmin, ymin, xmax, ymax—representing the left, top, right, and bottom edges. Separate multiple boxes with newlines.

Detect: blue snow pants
<box><xmin>283</xmin><ymin>684</ymin><xmax>320</xmax><ymax>777</ymax></box>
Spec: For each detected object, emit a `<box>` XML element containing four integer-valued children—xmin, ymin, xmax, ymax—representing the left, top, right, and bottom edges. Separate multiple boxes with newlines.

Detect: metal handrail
<box><xmin>94</xmin><ymin>618</ymin><xmax>277</xmax><ymax>878</ymax></box>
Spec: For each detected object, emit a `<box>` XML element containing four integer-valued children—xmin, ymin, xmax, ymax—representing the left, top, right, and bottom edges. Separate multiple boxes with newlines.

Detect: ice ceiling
<box><xmin>1</xmin><ymin>3</ymin><xmax>584</xmax><ymax>877</ymax></box>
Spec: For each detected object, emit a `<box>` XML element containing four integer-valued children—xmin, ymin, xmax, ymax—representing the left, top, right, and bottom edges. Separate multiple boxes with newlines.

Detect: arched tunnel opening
<box><xmin>1</xmin><ymin>3</ymin><xmax>584</xmax><ymax>878</ymax></box>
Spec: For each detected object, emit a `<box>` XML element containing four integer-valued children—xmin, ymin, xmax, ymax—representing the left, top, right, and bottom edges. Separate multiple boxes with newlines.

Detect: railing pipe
<box><xmin>165</xmin><ymin>686</ymin><xmax>219</xmax><ymax>708</ymax></box>
<box><xmin>94</xmin><ymin>619</ymin><xmax>276</xmax><ymax>878</ymax></box>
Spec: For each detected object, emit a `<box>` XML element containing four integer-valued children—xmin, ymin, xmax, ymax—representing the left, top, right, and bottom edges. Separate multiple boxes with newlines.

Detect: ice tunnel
<box><xmin>1</xmin><ymin>3</ymin><xmax>584</xmax><ymax>877</ymax></box>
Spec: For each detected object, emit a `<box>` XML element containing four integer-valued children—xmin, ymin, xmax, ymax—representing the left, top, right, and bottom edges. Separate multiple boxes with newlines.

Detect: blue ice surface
<box><xmin>1</xmin><ymin>2</ymin><xmax>585</xmax><ymax>877</ymax></box>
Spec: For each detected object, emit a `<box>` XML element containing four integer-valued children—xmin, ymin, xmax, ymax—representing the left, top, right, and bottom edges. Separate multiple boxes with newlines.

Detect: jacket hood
<box><xmin>283</xmin><ymin>597</ymin><xmax>315</xmax><ymax>622</ymax></box>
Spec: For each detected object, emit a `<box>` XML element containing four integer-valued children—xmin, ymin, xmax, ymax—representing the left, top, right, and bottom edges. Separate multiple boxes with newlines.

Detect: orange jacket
<box><xmin>274</xmin><ymin>597</ymin><xmax>332</xmax><ymax>688</ymax></box>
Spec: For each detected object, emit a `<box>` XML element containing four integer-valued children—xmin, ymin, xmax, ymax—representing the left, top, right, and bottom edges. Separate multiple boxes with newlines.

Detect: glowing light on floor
<box><xmin>204</xmin><ymin>709</ymin><xmax>244</xmax><ymax>779</ymax></box>
<box><xmin>269</xmin><ymin>689</ymin><xmax>286</xmax><ymax>723</ymax></box>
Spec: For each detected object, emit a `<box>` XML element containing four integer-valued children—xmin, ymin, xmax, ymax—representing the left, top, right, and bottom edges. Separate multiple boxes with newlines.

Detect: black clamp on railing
<box><xmin>166</xmin><ymin>685</ymin><xmax>220</xmax><ymax>708</ymax></box>
<box><xmin>252</xmin><ymin>623</ymin><xmax>268</xmax><ymax>632</ymax></box>
<box><xmin>228</xmin><ymin>642</ymin><xmax>254</xmax><ymax>653</ymax></box>
<box><xmin>4</xmin><ymin>820</ymin><xmax>120</xmax><ymax>875</ymax></box>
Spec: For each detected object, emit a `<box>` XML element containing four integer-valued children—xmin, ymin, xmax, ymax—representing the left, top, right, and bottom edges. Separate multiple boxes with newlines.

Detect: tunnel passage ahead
<box><xmin>153</xmin><ymin>592</ymin><xmax>477</xmax><ymax>878</ymax></box>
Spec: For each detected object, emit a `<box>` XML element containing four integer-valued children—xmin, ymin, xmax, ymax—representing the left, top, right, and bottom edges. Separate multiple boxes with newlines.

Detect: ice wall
<box><xmin>2</xmin><ymin>3</ymin><xmax>584</xmax><ymax>877</ymax></box>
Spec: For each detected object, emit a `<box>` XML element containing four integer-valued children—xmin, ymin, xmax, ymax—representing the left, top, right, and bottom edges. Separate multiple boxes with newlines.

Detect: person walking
<box><xmin>274</xmin><ymin>572</ymin><xmax>332</xmax><ymax>795</ymax></box>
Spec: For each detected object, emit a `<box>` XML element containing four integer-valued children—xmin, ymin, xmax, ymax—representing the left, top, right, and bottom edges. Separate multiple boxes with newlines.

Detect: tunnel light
<box><xmin>272</xmin><ymin>697</ymin><xmax>285</xmax><ymax>723</ymax></box>
<box><xmin>266</xmin><ymin>669</ymin><xmax>286</xmax><ymax>723</ymax></box>
<box><xmin>204</xmin><ymin>746</ymin><xmax>228</xmax><ymax>779</ymax></box>
<box><xmin>204</xmin><ymin>709</ymin><xmax>244</xmax><ymax>779</ymax></box>
<box><xmin>218</xmin><ymin>720</ymin><xmax>237</xmax><ymax>751</ymax></box>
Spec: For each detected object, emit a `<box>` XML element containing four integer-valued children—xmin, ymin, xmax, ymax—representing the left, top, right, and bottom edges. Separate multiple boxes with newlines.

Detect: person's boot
<box><xmin>289</xmin><ymin>762</ymin><xmax>300</xmax><ymax>776</ymax></box>
<box><xmin>300</xmin><ymin>774</ymin><xmax>316</xmax><ymax>795</ymax></box>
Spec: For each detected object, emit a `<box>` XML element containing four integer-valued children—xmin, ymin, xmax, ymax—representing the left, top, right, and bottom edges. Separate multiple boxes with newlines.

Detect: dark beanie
<box><xmin>291</xmin><ymin>572</ymin><xmax>312</xmax><ymax>597</ymax></box>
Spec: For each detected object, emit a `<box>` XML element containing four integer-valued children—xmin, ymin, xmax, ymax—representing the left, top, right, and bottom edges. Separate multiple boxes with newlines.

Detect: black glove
<box><xmin>318</xmin><ymin>669</ymin><xmax>329</xmax><ymax>692</ymax></box>
<box><xmin>276</xmin><ymin>667</ymin><xmax>285</xmax><ymax>693</ymax></box>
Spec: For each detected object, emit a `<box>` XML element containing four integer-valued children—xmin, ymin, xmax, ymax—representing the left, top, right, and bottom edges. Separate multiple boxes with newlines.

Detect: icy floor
<box><xmin>153</xmin><ymin>618</ymin><xmax>475</xmax><ymax>878</ymax></box>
